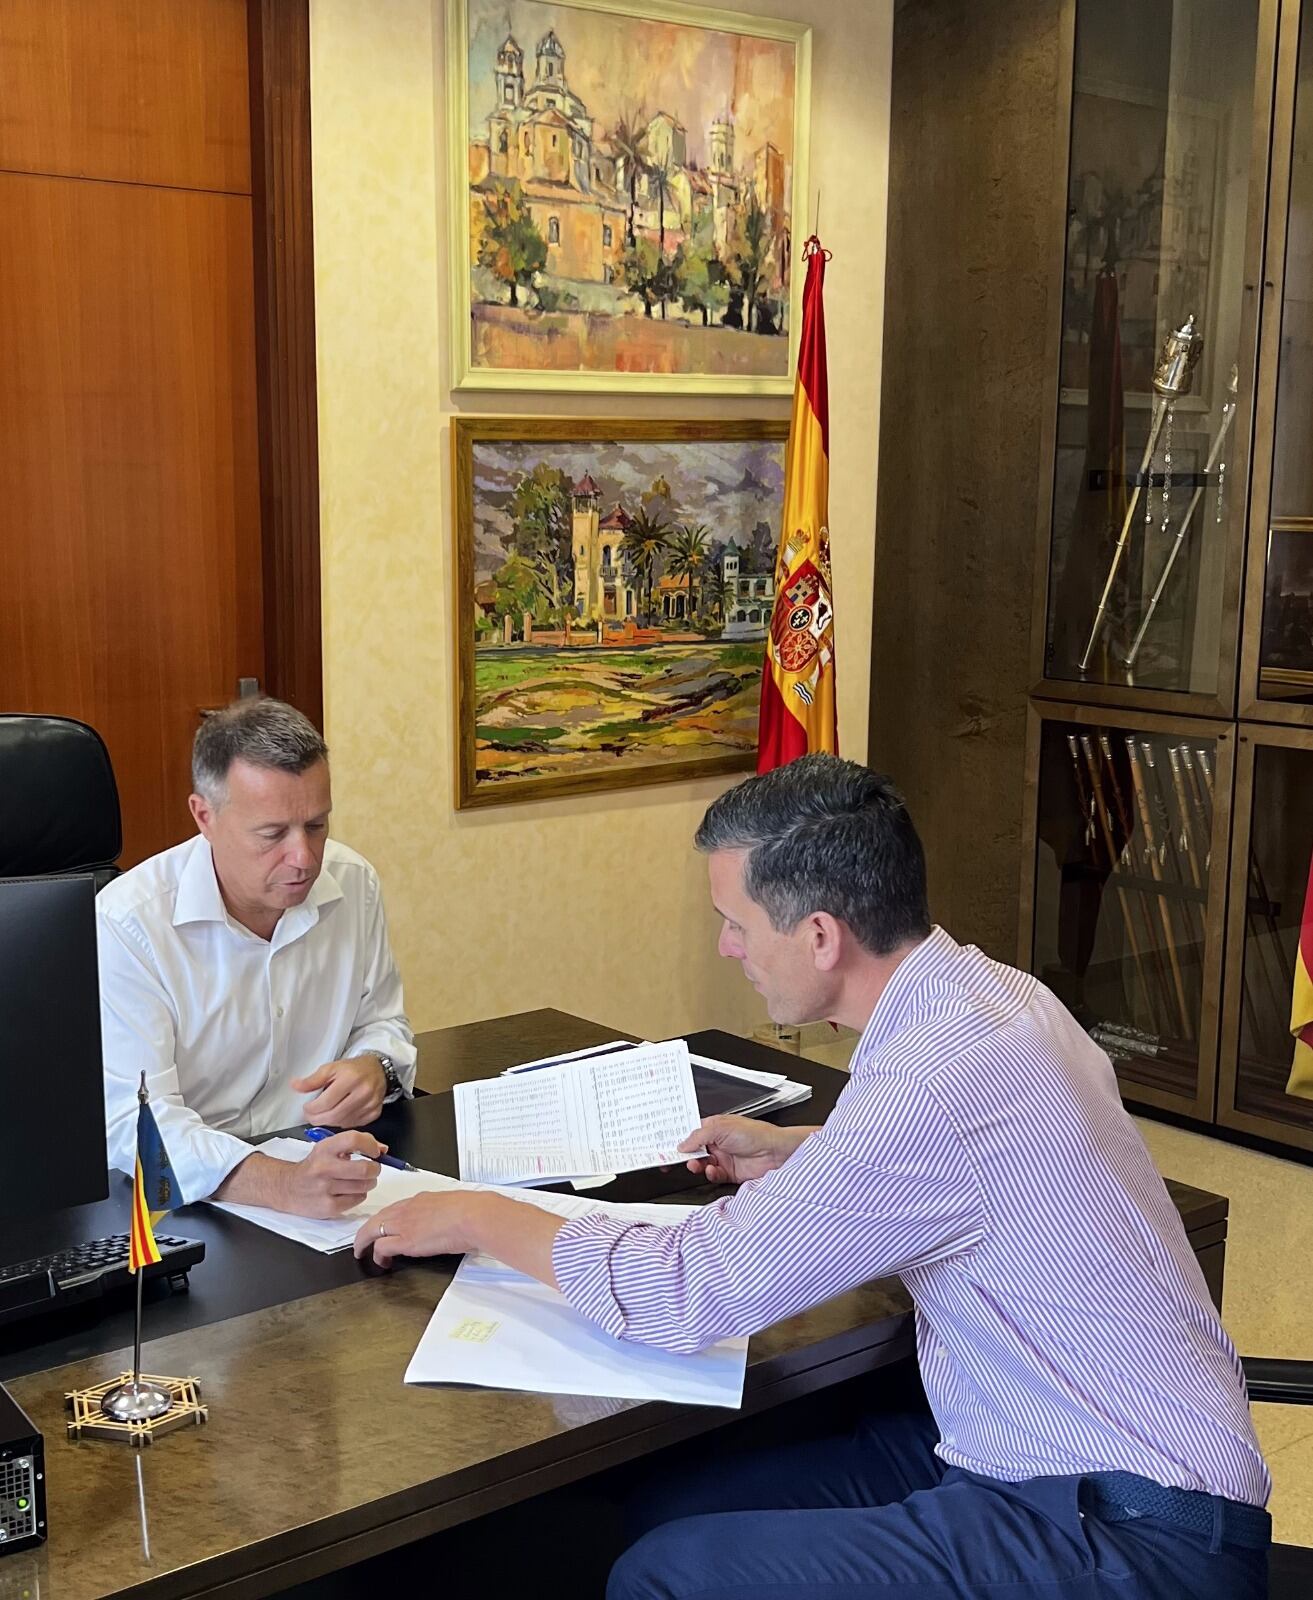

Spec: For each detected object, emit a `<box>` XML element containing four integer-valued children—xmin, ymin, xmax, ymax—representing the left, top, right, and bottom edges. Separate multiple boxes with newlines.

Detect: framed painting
<box><xmin>452</xmin><ymin>416</ymin><xmax>788</xmax><ymax>807</ymax></box>
<box><xmin>446</xmin><ymin>0</ymin><xmax>811</xmax><ymax>395</ymax></box>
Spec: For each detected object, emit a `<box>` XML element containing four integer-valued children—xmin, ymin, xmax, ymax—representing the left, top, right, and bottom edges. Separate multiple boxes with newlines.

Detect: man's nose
<box><xmin>718</xmin><ymin>925</ymin><xmax>742</xmax><ymax>960</ymax></box>
<box><xmin>285</xmin><ymin>832</ymin><xmax>316</xmax><ymax>868</ymax></box>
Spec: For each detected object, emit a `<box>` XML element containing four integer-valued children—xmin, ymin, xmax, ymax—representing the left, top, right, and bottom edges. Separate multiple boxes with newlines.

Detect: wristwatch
<box><xmin>364</xmin><ymin>1052</ymin><xmax>406</xmax><ymax>1102</ymax></box>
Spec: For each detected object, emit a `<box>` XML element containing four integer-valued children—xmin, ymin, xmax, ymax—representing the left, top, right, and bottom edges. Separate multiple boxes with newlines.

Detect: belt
<box><xmin>1080</xmin><ymin>1471</ymin><xmax>1270</xmax><ymax>1550</ymax></box>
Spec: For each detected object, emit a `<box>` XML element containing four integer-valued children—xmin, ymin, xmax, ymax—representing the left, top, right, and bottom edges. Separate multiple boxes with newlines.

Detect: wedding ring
<box><xmin>377</xmin><ymin>1224</ymin><xmax>389</xmax><ymax>1238</ymax></box>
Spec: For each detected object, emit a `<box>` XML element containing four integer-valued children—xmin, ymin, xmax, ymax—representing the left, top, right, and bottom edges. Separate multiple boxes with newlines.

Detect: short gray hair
<box><xmin>192</xmin><ymin>698</ymin><xmax>328</xmax><ymax>803</ymax></box>
<box><xmin>695</xmin><ymin>753</ymin><xmax>930</xmax><ymax>957</ymax></box>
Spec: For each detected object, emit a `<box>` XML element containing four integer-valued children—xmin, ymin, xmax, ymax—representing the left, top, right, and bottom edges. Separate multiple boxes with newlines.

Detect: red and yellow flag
<box><xmin>1286</xmin><ymin>852</ymin><xmax>1313</xmax><ymax>1099</ymax></box>
<box><xmin>758</xmin><ymin>236</ymin><xmax>837</xmax><ymax>772</ymax></box>
<box><xmin>129</xmin><ymin>1153</ymin><xmax>163</xmax><ymax>1273</ymax></box>
<box><xmin>128</xmin><ymin>1092</ymin><xmax>175</xmax><ymax>1272</ymax></box>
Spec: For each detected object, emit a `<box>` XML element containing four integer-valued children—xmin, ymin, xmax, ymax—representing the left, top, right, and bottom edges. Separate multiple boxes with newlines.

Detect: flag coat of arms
<box><xmin>129</xmin><ymin>1091</ymin><xmax>176</xmax><ymax>1272</ymax></box>
<box><xmin>758</xmin><ymin>236</ymin><xmax>837</xmax><ymax>772</ymax></box>
<box><xmin>1286</xmin><ymin>851</ymin><xmax>1313</xmax><ymax>1100</ymax></box>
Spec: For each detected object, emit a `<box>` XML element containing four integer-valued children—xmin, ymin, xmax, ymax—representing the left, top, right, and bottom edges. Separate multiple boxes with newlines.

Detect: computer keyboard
<box><xmin>0</xmin><ymin>1233</ymin><xmax>205</xmax><ymax>1328</ymax></box>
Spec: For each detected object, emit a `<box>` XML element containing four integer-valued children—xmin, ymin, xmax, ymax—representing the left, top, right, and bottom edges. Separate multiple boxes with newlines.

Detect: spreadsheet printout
<box><xmin>454</xmin><ymin>1039</ymin><xmax>704</xmax><ymax>1185</ymax></box>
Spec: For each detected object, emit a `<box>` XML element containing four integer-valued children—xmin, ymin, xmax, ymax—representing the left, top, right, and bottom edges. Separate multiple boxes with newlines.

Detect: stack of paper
<box><xmin>503</xmin><ymin>1039</ymin><xmax>812</xmax><ymax>1122</ymax></box>
<box><xmin>212</xmin><ymin>1139</ymin><xmax>747</xmax><ymax>1408</ymax></box>
<box><xmin>454</xmin><ymin>1039</ymin><xmax>705</xmax><ymax>1186</ymax></box>
<box><xmin>405</xmin><ymin>1187</ymin><xmax>748</xmax><ymax>1409</ymax></box>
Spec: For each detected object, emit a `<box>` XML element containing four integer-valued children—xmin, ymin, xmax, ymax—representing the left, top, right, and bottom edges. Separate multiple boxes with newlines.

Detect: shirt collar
<box><xmin>173</xmin><ymin>835</ymin><xmax>344</xmax><ymax>940</ymax></box>
<box><xmin>852</xmin><ymin>924</ymin><xmax>959</xmax><ymax>1068</ymax></box>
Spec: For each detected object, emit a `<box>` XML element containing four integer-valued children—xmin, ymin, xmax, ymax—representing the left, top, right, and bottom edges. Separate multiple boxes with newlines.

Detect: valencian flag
<box><xmin>757</xmin><ymin>236</ymin><xmax>837</xmax><ymax>772</ymax></box>
<box><xmin>129</xmin><ymin>1082</ymin><xmax>176</xmax><ymax>1272</ymax></box>
<box><xmin>1286</xmin><ymin>852</ymin><xmax>1313</xmax><ymax>1099</ymax></box>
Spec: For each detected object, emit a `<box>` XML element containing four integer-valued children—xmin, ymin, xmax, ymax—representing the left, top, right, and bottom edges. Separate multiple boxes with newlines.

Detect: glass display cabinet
<box><xmin>1039</xmin><ymin>0</ymin><xmax>1269</xmax><ymax>710</ymax></box>
<box><xmin>1024</xmin><ymin>702</ymin><xmax>1232</xmax><ymax>1119</ymax></box>
<box><xmin>1242</xmin><ymin>0</ymin><xmax>1313</xmax><ymax>724</ymax></box>
<box><xmin>1024</xmin><ymin>0</ymin><xmax>1313</xmax><ymax>1153</ymax></box>
<box><xmin>1219</xmin><ymin>727</ymin><xmax>1313</xmax><ymax>1150</ymax></box>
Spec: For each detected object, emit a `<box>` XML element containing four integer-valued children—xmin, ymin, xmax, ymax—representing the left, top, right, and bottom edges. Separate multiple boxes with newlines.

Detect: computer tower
<box><xmin>0</xmin><ymin>1385</ymin><xmax>44</xmax><ymax>1554</ymax></box>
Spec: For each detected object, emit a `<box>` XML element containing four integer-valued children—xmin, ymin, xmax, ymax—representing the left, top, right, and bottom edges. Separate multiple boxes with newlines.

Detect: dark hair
<box><xmin>192</xmin><ymin>698</ymin><xmax>328</xmax><ymax>802</ymax></box>
<box><xmin>694</xmin><ymin>753</ymin><xmax>931</xmax><ymax>956</ymax></box>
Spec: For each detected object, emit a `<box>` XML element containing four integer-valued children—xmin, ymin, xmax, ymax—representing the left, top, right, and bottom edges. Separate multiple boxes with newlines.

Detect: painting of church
<box><xmin>453</xmin><ymin>0</ymin><xmax>809</xmax><ymax>388</ymax></box>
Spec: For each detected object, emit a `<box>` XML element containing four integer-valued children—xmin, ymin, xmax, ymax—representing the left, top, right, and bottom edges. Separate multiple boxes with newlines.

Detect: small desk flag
<box><xmin>129</xmin><ymin>1090</ymin><xmax>176</xmax><ymax>1272</ymax></box>
<box><xmin>758</xmin><ymin>235</ymin><xmax>838</xmax><ymax>772</ymax></box>
<box><xmin>1286</xmin><ymin>850</ymin><xmax>1313</xmax><ymax>1100</ymax></box>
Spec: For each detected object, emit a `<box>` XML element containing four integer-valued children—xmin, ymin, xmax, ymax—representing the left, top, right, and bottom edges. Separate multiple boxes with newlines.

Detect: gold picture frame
<box><xmin>452</xmin><ymin>415</ymin><xmax>788</xmax><ymax>808</ymax></box>
<box><xmin>446</xmin><ymin>0</ymin><xmax>812</xmax><ymax>395</ymax></box>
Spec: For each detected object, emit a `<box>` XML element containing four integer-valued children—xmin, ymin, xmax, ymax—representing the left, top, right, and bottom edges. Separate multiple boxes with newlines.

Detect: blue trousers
<box><xmin>607</xmin><ymin>1408</ymin><xmax>1269</xmax><ymax>1600</ymax></box>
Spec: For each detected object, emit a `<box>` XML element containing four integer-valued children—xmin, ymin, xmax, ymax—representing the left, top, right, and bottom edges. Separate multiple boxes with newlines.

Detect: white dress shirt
<box><xmin>98</xmin><ymin>834</ymin><xmax>417</xmax><ymax>1204</ymax></box>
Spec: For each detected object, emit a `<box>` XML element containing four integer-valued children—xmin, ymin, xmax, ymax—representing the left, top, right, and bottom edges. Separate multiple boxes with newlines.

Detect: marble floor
<box><xmin>795</xmin><ymin>1029</ymin><xmax>1313</xmax><ymax>1548</ymax></box>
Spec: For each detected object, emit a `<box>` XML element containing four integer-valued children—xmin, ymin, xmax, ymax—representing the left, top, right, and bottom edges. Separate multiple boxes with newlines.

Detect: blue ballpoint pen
<box><xmin>304</xmin><ymin>1125</ymin><xmax>416</xmax><ymax>1171</ymax></box>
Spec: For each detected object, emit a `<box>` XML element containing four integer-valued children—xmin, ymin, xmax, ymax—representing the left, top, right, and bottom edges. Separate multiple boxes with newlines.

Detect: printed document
<box><xmin>454</xmin><ymin>1039</ymin><xmax>704</xmax><ymax>1185</ymax></box>
<box><xmin>405</xmin><ymin>1190</ymin><xmax>748</xmax><ymax>1409</ymax></box>
<box><xmin>209</xmin><ymin>1137</ymin><xmax>460</xmax><ymax>1251</ymax></box>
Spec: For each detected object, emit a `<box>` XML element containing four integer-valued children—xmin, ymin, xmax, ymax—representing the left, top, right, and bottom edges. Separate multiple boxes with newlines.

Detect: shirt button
<box><xmin>276</xmin><ymin>1006</ymin><xmax>285</xmax><ymax>1018</ymax></box>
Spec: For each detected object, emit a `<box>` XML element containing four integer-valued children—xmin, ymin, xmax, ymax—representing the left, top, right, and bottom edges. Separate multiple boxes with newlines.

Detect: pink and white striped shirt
<box><xmin>552</xmin><ymin>927</ymin><xmax>1270</xmax><ymax>1505</ymax></box>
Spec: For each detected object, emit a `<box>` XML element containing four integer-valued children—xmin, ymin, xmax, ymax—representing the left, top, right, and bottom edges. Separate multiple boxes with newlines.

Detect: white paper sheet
<box><xmin>502</xmin><ymin>1040</ymin><xmax>642</xmax><ymax>1074</ymax></box>
<box><xmin>208</xmin><ymin>1137</ymin><xmax>461</xmax><ymax>1251</ymax></box>
<box><xmin>454</xmin><ymin>1039</ymin><xmax>704</xmax><ymax>1185</ymax></box>
<box><xmin>405</xmin><ymin>1195</ymin><xmax>747</xmax><ymax>1409</ymax></box>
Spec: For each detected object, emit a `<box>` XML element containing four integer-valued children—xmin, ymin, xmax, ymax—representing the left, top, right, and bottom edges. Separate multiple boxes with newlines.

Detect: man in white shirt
<box><xmin>98</xmin><ymin>698</ymin><xmax>417</xmax><ymax>1217</ymax></box>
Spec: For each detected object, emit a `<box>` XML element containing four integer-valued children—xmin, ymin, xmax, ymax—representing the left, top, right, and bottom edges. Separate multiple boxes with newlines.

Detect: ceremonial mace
<box><xmin>1125</xmin><ymin>364</ymin><xmax>1239</xmax><ymax>671</ymax></box>
<box><xmin>1079</xmin><ymin>314</ymin><xmax>1204</xmax><ymax>674</ymax></box>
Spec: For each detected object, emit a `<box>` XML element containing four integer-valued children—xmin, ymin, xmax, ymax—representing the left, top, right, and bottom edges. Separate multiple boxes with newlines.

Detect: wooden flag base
<box><xmin>66</xmin><ymin>1373</ymin><xmax>207</xmax><ymax>1447</ymax></box>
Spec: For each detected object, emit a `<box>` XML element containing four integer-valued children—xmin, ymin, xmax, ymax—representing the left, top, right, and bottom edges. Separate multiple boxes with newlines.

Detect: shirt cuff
<box><xmin>178</xmin><ymin>1128</ymin><xmax>255</xmax><ymax>1205</ymax></box>
<box><xmin>551</xmin><ymin>1212</ymin><xmax>636</xmax><ymax>1339</ymax></box>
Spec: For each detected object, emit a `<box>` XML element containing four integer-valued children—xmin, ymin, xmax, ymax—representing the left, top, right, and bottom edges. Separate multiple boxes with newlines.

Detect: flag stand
<box><xmin>99</xmin><ymin>1273</ymin><xmax>173</xmax><ymax>1422</ymax></box>
<box><xmin>64</xmin><ymin>1074</ymin><xmax>207</xmax><ymax>1446</ymax></box>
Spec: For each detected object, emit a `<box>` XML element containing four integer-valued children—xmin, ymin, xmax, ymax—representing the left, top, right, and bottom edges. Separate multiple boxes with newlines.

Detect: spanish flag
<box><xmin>1286</xmin><ymin>852</ymin><xmax>1313</xmax><ymax>1099</ymax></box>
<box><xmin>757</xmin><ymin>236</ymin><xmax>838</xmax><ymax>772</ymax></box>
<box><xmin>129</xmin><ymin>1086</ymin><xmax>176</xmax><ymax>1273</ymax></box>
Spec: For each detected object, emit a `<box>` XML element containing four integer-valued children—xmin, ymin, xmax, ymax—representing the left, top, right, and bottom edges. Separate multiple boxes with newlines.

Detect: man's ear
<box><xmin>810</xmin><ymin>912</ymin><xmax>844</xmax><ymax>973</ymax></box>
<box><xmin>189</xmin><ymin>792</ymin><xmax>215</xmax><ymax>838</ymax></box>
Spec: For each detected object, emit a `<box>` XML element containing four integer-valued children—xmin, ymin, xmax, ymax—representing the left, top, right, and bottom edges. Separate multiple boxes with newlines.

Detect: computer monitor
<box><xmin>0</xmin><ymin>876</ymin><xmax>108</xmax><ymax>1221</ymax></box>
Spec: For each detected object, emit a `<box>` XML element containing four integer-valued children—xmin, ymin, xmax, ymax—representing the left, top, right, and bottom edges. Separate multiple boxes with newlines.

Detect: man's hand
<box><xmin>353</xmin><ymin>1191</ymin><xmax>482</xmax><ymax>1267</ymax></box>
<box><xmin>292</xmin><ymin>1056</ymin><xmax>387</xmax><ymax>1127</ymax></box>
<box><xmin>679</xmin><ymin>1114</ymin><xmax>814</xmax><ymax>1185</ymax></box>
<box><xmin>353</xmin><ymin>1191</ymin><xmax>565</xmax><ymax>1286</ymax></box>
<box><xmin>216</xmin><ymin>1130</ymin><xmax>385</xmax><ymax>1218</ymax></box>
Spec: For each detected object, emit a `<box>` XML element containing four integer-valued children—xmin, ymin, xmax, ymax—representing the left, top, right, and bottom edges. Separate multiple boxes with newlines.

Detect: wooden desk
<box><xmin>0</xmin><ymin>1011</ymin><xmax>1229</xmax><ymax>1600</ymax></box>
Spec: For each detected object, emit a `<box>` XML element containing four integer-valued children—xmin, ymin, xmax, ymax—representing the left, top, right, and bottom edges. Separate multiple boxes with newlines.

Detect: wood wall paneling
<box><xmin>0</xmin><ymin>172</ymin><xmax>264</xmax><ymax>865</ymax></box>
<box><xmin>248</xmin><ymin>0</ymin><xmax>323</xmax><ymax>731</ymax></box>
<box><xmin>0</xmin><ymin>0</ymin><xmax>251</xmax><ymax>193</ymax></box>
<box><xmin>869</xmin><ymin>0</ymin><xmax>1066</xmax><ymax>959</ymax></box>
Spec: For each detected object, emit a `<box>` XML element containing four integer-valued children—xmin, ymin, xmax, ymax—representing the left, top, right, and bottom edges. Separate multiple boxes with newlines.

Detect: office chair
<box><xmin>1240</xmin><ymin>1357</ymin><xmax>1313</xmax><ymax>1589</ymax></box>
<box><xmin>0</xmin><ymin>714</ymin><xmax>123</xmax><ymax>890</ymax></box>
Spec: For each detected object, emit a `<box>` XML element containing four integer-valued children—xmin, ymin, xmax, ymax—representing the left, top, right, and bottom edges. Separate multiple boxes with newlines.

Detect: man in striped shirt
<box><xmin>360</xmin><ymin>755</ymin><xmax>1271</xmax><ymax>1598</ymax></box>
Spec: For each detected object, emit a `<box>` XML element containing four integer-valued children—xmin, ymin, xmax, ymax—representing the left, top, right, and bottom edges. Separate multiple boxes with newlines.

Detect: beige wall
<box><xmin>309</xmin><ymin>0</ymin><xmax>892</xmax><ymax>1040</ymax></box>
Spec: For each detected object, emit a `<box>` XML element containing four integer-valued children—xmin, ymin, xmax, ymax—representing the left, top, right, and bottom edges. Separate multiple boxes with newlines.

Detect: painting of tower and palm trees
<box><xmin>453</xmin><ymin>418</ymin><xmax>788</xmax><ymax>807</ymax></box>
<box><xmin>448</xmin><ymin>0</ymin><xmax>811</xmax><ymax>393</ymax></box>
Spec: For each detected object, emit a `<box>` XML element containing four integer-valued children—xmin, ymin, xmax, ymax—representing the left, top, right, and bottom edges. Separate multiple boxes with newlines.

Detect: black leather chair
<box><xmin>1241</xmin><ymin>1358</ymin><xmax>1313</xmax><ymax>1589</ymax></box>
<box><xmin>0</xmin><ymin>714</ymin><xmax>123</xmax><ymax>889</ymax></box>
